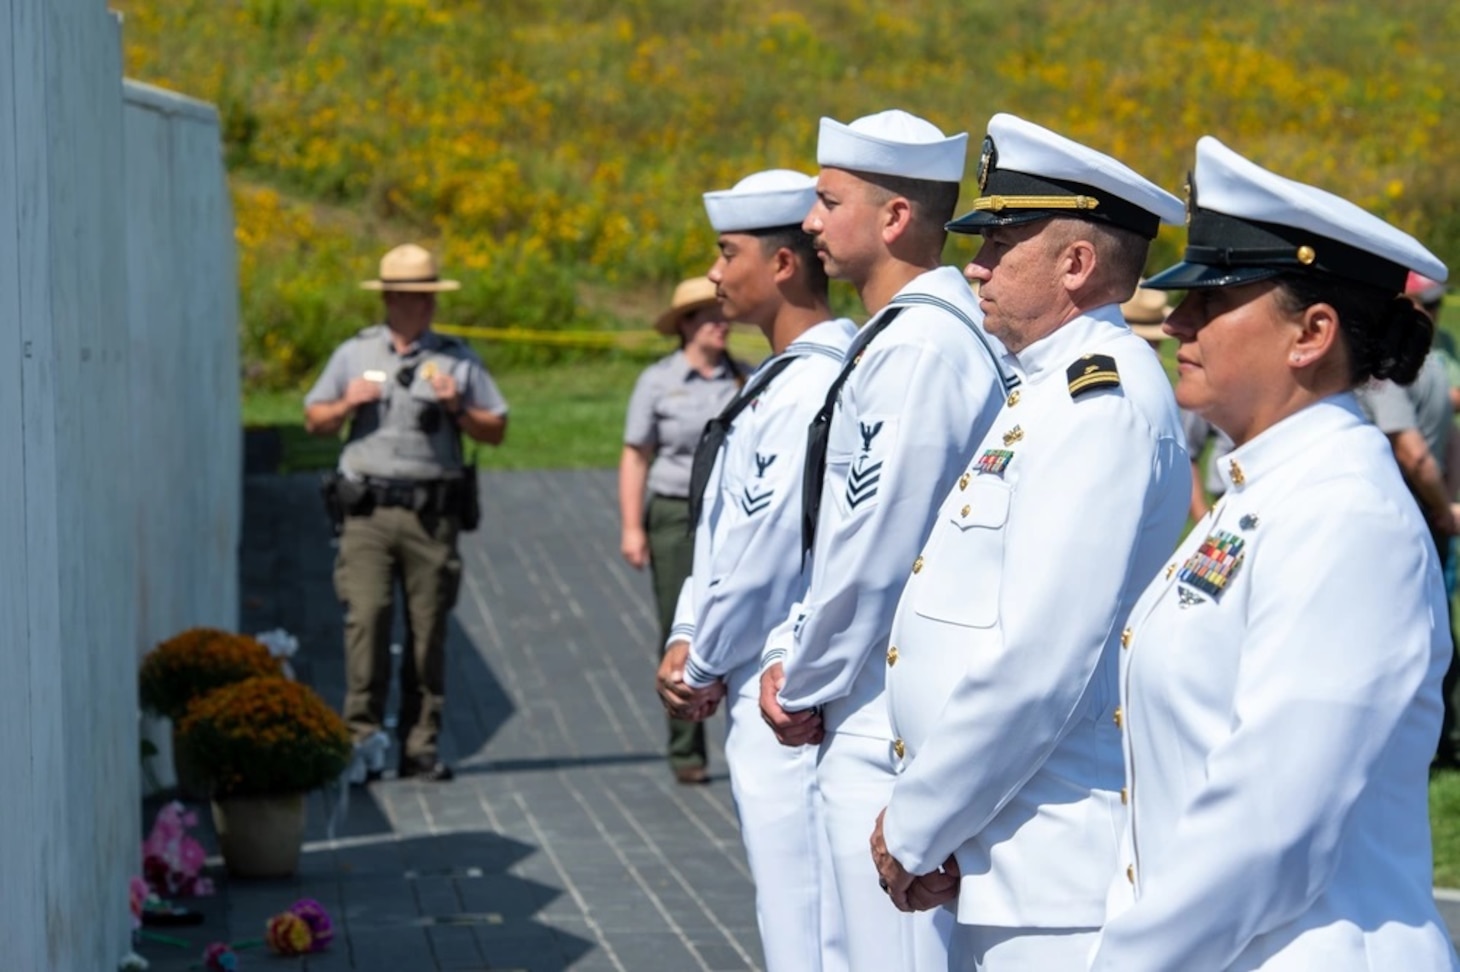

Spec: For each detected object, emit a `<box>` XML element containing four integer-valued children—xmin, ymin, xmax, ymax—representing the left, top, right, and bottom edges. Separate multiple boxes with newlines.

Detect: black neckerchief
<box><xmin>686</xmin><ymin>353</ymin><xmax>801</xmax><ymax>533</ymax></box>
<box><xmin>800</xmin><ymin>306</ymin><xmax>907</xmax><ymax>556</ymax></box>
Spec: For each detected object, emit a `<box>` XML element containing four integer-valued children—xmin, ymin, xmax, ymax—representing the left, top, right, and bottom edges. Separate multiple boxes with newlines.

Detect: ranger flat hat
<box><xmin>1146</xmin><ymin>136</ymin><xmax>1449</xmax><ymax>292</ymax></box>
<box><xmin>654</xmin><ymin>276</ymin><xmax>721</xmax><ymax>335</ymax></box>
<box><xmin>948</xmin><ymin>113</ymin><xmax>1184</xmax><ymax>240</ymax></box>
<box><xmin>1120</xmin><ymin>286</ymin><xmax>1173</xmax><ymax>342</ymax></box>
<box><xmin>360</xmin><ymin>243</ymin><xmax>461</xmax><ymax>292</ymax></box>
<box><xmin>817</xmin><ymin>109</ymin><xmax>968</xmax><ymax>183</ymax></box>
<box><xmin>703</xmin><ymin>169</ymin><xmax>818</xmax><ymax>233</ymax></box>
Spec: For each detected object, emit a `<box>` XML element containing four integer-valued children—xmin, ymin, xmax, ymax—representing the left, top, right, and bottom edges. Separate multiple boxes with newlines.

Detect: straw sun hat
<box><xmin>1120</xmin><ymin>286</ymin><xmax>1173</xmax><ymax>342</ymax></box>
<box><xmin>360</xmin><ymin>243</ymin><xmax>460</xmax><ymax>292</ymax></box>
<box><xmin>653</xmin><ymin>276</ymin><xmax>722</xmax><ymax>334</ymax></box>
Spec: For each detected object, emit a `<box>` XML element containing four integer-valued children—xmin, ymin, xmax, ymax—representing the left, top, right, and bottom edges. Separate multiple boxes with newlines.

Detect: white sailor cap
<box><xmin>948</xmin><ymin>113</ymin><xmax>1184</xmax><ymax>240</ymax></box>
<box><xmin>817</xmin><ymin>109</ymin><xmax>967</xmax><ymax>183</ymax></box>
<box><xmin>702</xmin><ymin>169</ymin><xmax>818</xmax><ymax>233</ymax></box>
<box><xmin>1147</xmin><ymin>136</ymin><xmax>1449</xmax><ymax>292</ymax></box>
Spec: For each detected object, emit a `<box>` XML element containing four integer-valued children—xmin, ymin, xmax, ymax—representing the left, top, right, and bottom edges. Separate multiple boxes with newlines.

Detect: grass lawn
<box><xmin>1432</xmin><ymin>771</ymin><xmax>1460</xmax><ymax>888</ymax></box>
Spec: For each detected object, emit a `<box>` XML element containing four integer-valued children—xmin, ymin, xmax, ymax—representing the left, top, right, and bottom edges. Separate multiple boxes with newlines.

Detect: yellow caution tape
<box><xmin>434</xmin><ymin>322</ymin><xmax>665</xmax><ymax>349</ymax></box>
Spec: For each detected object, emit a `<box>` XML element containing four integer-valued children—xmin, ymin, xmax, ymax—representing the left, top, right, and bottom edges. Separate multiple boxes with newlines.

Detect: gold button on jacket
<box><xmin>886</xmin><ymin>645</ymin><xmax>899</xmax><ymax>667</ymax></box>
<box><xmin>893</xmin><ymin>739</ymin><xmax>906</xmax><ymax>759</ymax></box>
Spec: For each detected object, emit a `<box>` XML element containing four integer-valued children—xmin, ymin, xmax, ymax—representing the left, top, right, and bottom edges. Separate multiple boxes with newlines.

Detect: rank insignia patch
<box><xmin>741</xmin><ymin>486</ymin><xmax>773</xmax><ymax>516</ymax></box>
<box><xmin>1067</xmin><ymin>354</ymin><xmax>1120</xmax><ymax>399</ymax></box>
<box><xmin>976</xmin><ymin>449</ymin><xmax>1014</xmax><ymax>476</ymax></box>
<box><xmin>846</xmin><ymin>456</ymin><xmax>883</xmax><ymax>509</ymax></box>
<box><xmin>1178</xmin><ymin>530</ymin><xmax>1246</xmax><ymax>601</ymax></box>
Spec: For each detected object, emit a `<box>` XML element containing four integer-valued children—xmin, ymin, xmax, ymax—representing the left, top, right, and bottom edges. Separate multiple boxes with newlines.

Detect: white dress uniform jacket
<box><xmin>1091</xmin><ymin>395</ymin><xmax>1460</xmax><ymax>971</ymax></box>
<box><xmin>766</xmin><ymin>266</ymin><xmax>1008</xmax><ymax>735</ymax></box>
<box><xmin>883</xmin><ymin>306</ymin><xmax>1190</xmax><ymax>930</ymax></box>
<box><xmin>668</xmin><ymin>318</ymin><xmax>856</xmax><ymax>972</ymax></box>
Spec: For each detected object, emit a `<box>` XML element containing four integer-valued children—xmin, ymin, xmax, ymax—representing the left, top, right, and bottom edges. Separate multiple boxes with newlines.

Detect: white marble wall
<box><xmin>123</xmin><ymin>80</ymin><xmax>242</xmax><ymax>702</ymax></box>
<box><xmin>0</xmin><ymin>3</ymin><xmax>239</xmax><ymax>967</ymax></box>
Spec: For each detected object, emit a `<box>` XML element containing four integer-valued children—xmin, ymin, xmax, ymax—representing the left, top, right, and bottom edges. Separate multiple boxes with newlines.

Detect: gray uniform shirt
<box><xmin>306</xmin><ymin>325</ymin><xmax>508</xmax><ymax>480</ymax></box>
<box><xmin>623</xmin><ymin>350</ymin><xmax>744</xmax><ymax>498</ymax></box>
<box><xmin>1355</xmin><ymin>351</ymin><xmax>1453</xmax><ymax>462</ymax></box>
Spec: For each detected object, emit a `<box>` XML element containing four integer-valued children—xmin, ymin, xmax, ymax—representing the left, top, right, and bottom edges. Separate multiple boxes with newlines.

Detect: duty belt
<box><xmin>361</xmin><ymin>476</ymin><xmax>455</xmax><ymax>511</ymax></box>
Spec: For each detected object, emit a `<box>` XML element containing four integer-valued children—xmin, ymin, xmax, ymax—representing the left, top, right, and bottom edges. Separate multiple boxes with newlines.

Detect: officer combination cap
<box><xmin>1146</xmin><ymin>136</ymin><xmax>1449</xmax><ymax>292</ymax></box>
<box><xmin>703</xmin><ymin>169</ymin><xmax>818</xmax><ymax>233</ymax></box>
<box><xmin>948</xmin><ymin>113</ymin><xmax>1184</xmax><ymax>240</ymax></box>
<box><xmin>817</xmin><ymin>109</ymin><xmax>968</xmax><ymax>183</ymax></box>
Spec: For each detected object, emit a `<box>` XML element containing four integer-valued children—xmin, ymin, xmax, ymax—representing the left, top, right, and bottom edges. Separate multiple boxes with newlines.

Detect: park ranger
<box><xmin>869</xmin><ymin>114</ymin><xmax>1189</xmax><ymax>970</ymax></box>
<box><xmin>305</xmin><ymin>243</ymin><xmax>508</xmax><ymax>782</ymax></box>
<box><xmin>654</xmin><ymin>168</ymin><xmax>856</xmax><ymax>972</ymax></box>
<box><xmin>757</xmin><ymin>110</ymin><xmax>1008</xmax><ymax>971</ymax></box>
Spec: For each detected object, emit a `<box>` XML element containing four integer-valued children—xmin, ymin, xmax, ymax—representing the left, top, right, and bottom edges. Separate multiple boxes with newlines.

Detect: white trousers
<box><xmin>725</xmin><ymin>665</ymin><xmax>849</xmax><ymax>972</ymax></box>
<box><xmin>817</xmin><ymin>729</ymin><xmax>954</xmax><ymax>972</ymax></box>
<box><xmin>949</xmin><ymin>925</ymin><xmax>1098</xmax><ymax>971</ymax></box>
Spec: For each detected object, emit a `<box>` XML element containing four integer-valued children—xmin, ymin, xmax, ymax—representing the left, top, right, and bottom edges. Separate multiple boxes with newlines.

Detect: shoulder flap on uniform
<box><xmin>1067</xmin><ymin>353</ymin><xmax>1120</xmax><ymax>399</ymax></box>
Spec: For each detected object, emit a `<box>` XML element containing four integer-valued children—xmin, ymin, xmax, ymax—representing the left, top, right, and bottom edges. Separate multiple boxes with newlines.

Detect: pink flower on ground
<box><xmin>288</xmin><ymin>898</ymin><xmax>334</xmax><ymax>951</ymax></box>
<box><xmin>202</xmin><ymin>941</ymin><xmax>238</xmax><ymax>971</ymax></box>
<box><xmin>128</xmin><ymin>876</ymin><xmax>150</xmax><ymax>929</ymax></box>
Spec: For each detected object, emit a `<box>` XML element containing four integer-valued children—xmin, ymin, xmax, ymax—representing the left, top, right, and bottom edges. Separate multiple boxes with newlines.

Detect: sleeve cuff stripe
<box><xmin>684</xmin><ymin>658</ymin><xmax>718</xmax><ymax>683</ymax></box>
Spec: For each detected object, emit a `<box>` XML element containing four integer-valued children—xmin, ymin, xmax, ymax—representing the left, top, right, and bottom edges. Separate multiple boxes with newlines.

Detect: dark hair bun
<box><xmin>1371</xmin><ymin>296</ymin><xmax>1434</xmax><ymax>385</ymax></box>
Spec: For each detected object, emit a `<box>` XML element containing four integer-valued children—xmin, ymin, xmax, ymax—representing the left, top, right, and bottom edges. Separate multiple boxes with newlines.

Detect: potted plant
<box><xmin>139</xmin><ymin>628</ymin><xmax>282</xmax><ymax>796</ymax></box>
<box><xmin>177</xmin><ymin>676</ymin><xmax>352</xmax><ymax>878</ymax></box>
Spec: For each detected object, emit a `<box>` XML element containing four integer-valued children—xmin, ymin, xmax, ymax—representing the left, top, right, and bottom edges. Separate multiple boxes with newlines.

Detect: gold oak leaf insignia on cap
<box><xmin>1067</xmin><ymin>354</ymin><xmax>1120</xmax><ymax>399</ymax></box>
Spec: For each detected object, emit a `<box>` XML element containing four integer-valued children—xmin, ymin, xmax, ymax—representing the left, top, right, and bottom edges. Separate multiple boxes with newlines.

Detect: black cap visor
<box><xmin>1142</xmin><ymin>261</ymin><xmax>1281</xmax><ymax>290</ymax></box>
<box><xmin>947</xmin><ymin>208</ymin><xmax>1051</xmax><ymax>235</ymax></box>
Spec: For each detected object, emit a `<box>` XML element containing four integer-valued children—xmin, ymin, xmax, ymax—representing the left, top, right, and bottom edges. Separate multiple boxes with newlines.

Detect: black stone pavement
<box><xmin>133</xmin><ymin>463</ymin><xmax>1460</xmax><ymax>971</ymax></box>
<box><xmin>136</xmin><ymin>468</ymin><xmax>759</xmax><ymax>972</ymax></box>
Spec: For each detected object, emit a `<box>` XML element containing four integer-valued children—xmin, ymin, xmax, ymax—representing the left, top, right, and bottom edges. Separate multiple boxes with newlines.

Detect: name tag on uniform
<box><xmin>976</xmin><ymin>449</ymin><xmax>1014</xmax><ymax>476</ymax></box>
<box><xmin>1178</xmin><ymin>530</ymin><xmax>1246</xmax><ymax>601</ymax></box>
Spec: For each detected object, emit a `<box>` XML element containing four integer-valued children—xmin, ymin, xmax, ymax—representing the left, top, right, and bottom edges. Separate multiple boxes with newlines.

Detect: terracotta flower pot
<box><xmin>210</xmin><ymin>792</ymin><xmax>308</xmax><ymax>878</ymax></box>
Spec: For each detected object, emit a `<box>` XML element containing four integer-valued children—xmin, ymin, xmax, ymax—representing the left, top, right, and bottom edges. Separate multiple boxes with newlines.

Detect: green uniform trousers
<box><xmin>335</xmin><ymin>505</ymin><xmax>462</xmax><ymax>763</ymax></box>
<box><xmin>647</xmin><ymin>493</ymin><xmax>708</xmax><ymax>770</ymax></box>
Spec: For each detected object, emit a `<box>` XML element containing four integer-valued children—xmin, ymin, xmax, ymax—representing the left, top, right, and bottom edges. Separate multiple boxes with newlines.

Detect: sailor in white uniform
<box><xmin>871</xmin><ymin>113</ymin><xmax>1191</xmax><ymax>971</ymax></box>
<box><xmin>654</xmin><ymin>169</ymin><xmax>855</xmax><ymax>972</ymax></box>
<box><xmin>1088</xmin><ymin>137</ymin><xmax>1460</xmax><ymax>972</ymax></box>
<box><xmin>757</xmin><ymin>110</ymin><xmax>1008</xmax><ymax>971</ymax></box>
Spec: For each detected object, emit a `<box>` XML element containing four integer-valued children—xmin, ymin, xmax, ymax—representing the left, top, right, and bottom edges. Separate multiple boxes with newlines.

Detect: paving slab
<box><xmin>132</xmin><ymin>465</ymin><xmax>1460</xmax><ymax>970</ymax></box>
<box><xmin>135</xmin><ymin>469</ymin><xmax>756</xmax><ymax>971</ymax></box>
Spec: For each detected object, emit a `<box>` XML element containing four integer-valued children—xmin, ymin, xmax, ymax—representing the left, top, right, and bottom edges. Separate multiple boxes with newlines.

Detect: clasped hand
<box><xmin>656</xmin><ymin>641</ymin><xmax>725</xmax><ymax>721</ymax></box>
<box><xmin>870</xmin><ymin>809</ymin><xmax>961</xmax><ymax>913</ymax></box>
<box><xmin>757</xmin><ymin>662</ymin><xmax>823</xmax><ymax>746</ymax></box>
